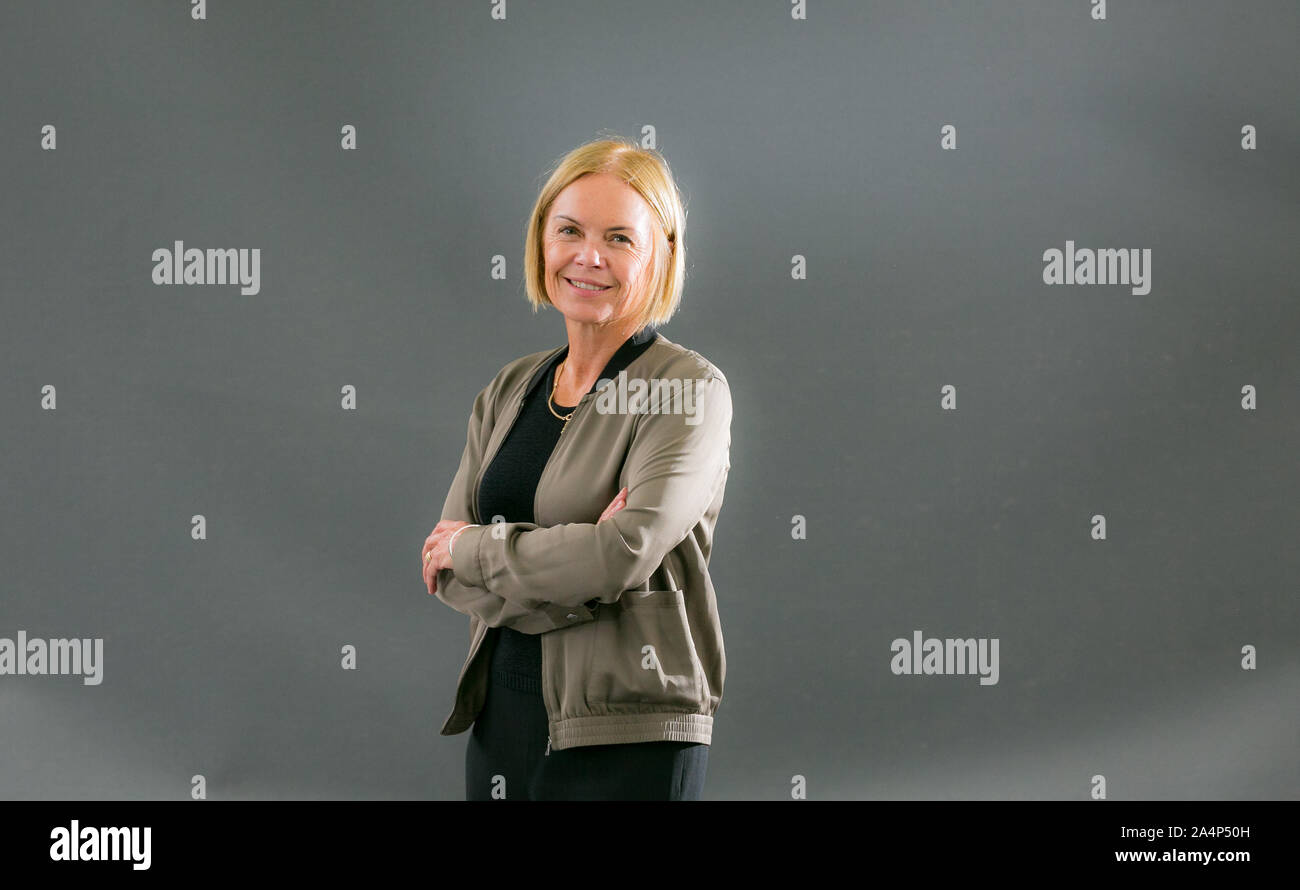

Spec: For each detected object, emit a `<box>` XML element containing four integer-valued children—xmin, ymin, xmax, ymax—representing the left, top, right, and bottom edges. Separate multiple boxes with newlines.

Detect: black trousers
<box><xmin>465</xmin><ymin>672</ymin><xmax>709</xmax><ymax>801</ymax></box>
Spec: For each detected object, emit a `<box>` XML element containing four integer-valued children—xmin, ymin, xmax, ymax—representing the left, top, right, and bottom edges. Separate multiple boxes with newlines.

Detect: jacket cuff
<box><xmin>450</xmin><ymin>524</ymin><xmax>488</xmax><ymax>589</ymax></box>
<box><xmin>449</xmin><ymin>524</ymin><xmax>600</xmax><ymax>628</ymax></box>
<box><xmin>450</xmin><ymin>524</ymin><xmax>599</xmax><ymax>631</ymax></box>
<box><xmin>540</xmin><ymin>600</ymin><xmax>598</xmax><ymax>630</ymax></box>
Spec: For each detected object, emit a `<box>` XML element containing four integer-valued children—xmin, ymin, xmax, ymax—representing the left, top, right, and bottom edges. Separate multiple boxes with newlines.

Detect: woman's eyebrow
<box><xmin>554</xmin><ymin>214</ymin><xmax>635</xmax><ymax>233</ymax></box>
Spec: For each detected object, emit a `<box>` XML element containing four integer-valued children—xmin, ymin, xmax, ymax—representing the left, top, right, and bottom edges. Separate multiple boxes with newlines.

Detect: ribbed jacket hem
<box><xmin>551</xmin><ymin>712</ymin><xmax>712</xmax><ymax>750</ymax></box>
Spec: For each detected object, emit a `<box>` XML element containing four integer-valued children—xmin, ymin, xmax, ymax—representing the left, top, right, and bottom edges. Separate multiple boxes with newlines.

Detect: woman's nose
<box><xmin>573</xmin><ymin>240</ymin><xmax>604</xmax><ymax>265</ymax></box>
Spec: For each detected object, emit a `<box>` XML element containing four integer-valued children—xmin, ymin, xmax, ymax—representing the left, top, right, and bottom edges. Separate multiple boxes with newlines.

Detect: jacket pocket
<box><xmin>585</xmin><ymin>588</ymin><xmax>703</xmax><ymax>711</ymax></box>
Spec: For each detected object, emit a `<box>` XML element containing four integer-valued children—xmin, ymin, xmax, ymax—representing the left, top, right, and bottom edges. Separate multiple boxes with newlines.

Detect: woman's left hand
<box><xmin>422</xmin><ymin>520</ymin><xmax>471</xmax><ymax>595</ymax></box>
<box><xmin>424</xmin><ymin>488</ymin><xmax>625</xmax><ymax>596</ymax></box>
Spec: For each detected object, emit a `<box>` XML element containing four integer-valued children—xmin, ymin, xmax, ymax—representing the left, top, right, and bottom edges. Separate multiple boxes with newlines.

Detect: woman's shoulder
<box><xmin>639</xmin><ymin>333</ymin><xmax>729</xmax><ymax>388</ymax></box>
<box><xmin>476</xmin><ymin>344</ymin><xmax>563</xmax><ymax>401</ymax></box>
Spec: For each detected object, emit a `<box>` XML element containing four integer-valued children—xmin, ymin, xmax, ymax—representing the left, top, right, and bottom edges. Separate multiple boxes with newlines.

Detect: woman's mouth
<box><xmin>566</xmin><ymin>278</ymin><xmax>611</xmax><ymax>293</ymax></box>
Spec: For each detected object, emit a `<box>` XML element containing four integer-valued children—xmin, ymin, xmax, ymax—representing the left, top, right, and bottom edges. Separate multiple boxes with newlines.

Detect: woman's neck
<box><xmin>557</xmin><ymin>317</ymin><xmax>642</xmax><ymax>399</ymax></box>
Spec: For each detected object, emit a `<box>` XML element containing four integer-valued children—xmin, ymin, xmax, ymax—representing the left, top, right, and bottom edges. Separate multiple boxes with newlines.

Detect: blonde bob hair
<box><xmin>523</xmin><ymin>138</ymin><xmax>687</xmax><ymax>333</ymax></box>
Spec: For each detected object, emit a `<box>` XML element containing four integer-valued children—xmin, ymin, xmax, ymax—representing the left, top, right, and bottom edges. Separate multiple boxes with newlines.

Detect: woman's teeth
<box><xmin>568</xmin><ymin>278</ymin><xmax>610</xmax><ymax>291</ymax></box>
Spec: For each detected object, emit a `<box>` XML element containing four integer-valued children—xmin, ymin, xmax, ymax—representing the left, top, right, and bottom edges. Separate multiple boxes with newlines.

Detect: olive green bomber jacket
<box><xmin>434</xmin><ymin>331</ymin><xmax>733</xmax><ymax>750</ymax></box>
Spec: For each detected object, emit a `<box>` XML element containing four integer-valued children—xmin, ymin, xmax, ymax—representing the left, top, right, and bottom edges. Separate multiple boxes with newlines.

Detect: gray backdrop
<box><xmin>1</xmin><ymin>0</ymin><xmax>1296</xmax><ymax>800</ymax></box>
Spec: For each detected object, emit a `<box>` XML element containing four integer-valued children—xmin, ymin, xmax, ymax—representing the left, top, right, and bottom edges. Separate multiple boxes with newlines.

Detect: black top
<box><xmin>478</xmin><ymin>325</ymin><xmax>659</xmax><ymax>696</ymax></box>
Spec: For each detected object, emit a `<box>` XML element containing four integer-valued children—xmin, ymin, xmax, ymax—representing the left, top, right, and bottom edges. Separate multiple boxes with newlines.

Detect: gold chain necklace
<box><xmin>547</xmin><ymin>358</ymin><xmax>576</xmax><ymax>430</ymax></box>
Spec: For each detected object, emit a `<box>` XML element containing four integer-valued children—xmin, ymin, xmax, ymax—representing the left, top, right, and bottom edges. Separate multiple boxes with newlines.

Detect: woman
<box><xmin>421</xmin><ymin>138</ymin><xmax>733</xmax><ymax>801</ymax></box>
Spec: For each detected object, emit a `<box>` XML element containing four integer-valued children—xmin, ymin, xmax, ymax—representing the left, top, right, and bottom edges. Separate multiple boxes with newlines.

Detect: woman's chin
<box><xmin>558</xmin><ymin>303</ymin><xmax>615</xmax><ymax>325</ymax></box>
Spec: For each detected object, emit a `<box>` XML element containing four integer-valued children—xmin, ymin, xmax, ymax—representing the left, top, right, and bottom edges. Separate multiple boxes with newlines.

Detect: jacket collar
<box><xmin>522</xmin><ymin>324</ymin><xmax>659</xmax><ymax>400</ymax></box>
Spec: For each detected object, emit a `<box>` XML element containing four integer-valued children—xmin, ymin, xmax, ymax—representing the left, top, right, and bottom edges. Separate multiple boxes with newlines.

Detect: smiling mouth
<box><xmin>566</xmin><ymin>278</ymin><xmax>611</xmax><ymax>292</ymax></box>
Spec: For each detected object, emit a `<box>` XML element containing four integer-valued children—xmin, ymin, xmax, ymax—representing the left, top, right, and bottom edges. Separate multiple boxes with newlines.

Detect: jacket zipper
<box><xmin>445</xmin><ymin>386</ymin><xmax>528</xmax><ymax>731</ymax></box>
<box><xmin>536</xmin><ymin>392</ymin><xmax>587</xmax><ymax>760</ymax></box>
<box><xmin>454</xmin><ymin>356</ymin><xmax>582</xmax><ymax>745</ymax></box>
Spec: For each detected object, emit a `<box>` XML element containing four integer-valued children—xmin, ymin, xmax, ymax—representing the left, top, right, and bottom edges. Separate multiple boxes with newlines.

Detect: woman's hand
<box><xmin>599</xmin><ymin>486</ymin><xmax>629</xmax><ymax>523</ymax></box>
<box><xmin>422</xmin><ymin>520</ymin><xmax>471</xmax><ymax>595</ymax></box>
<box><xmin>423</xmin><ymin>487</ymin><xmax>626</xmax><ymax>597</ymax></box>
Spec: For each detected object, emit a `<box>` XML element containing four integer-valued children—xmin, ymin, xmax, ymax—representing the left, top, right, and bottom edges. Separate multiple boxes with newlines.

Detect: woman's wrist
<box><xmin>448</xmin><ymin>524</ymin><xmax>480</xmax><ymax>560</ymax></box>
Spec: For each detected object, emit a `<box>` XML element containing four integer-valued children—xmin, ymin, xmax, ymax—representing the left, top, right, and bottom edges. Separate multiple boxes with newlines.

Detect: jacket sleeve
<box><xmin>442</xmin><ymin>373</ymin><xmax>732</xmax><ymax>612</ymax></box>
<box><xmin>432</xmin><ymin>381</ymin><xmax>596</xmax><ymax>635</ymax></box>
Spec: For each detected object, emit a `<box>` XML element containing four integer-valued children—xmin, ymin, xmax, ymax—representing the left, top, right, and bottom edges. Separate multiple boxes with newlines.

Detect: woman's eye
<box><xmin>558</xmin><ymin>225</ymin><xmax>630</xmax><ymax>245</ymax></box>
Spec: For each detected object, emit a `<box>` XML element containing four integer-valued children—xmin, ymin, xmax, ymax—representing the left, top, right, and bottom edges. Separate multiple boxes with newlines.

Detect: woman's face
<box><xmin>542</xmin><ymin>172</ymin><xmax>657</xmax><ymax>327</ymax></box>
